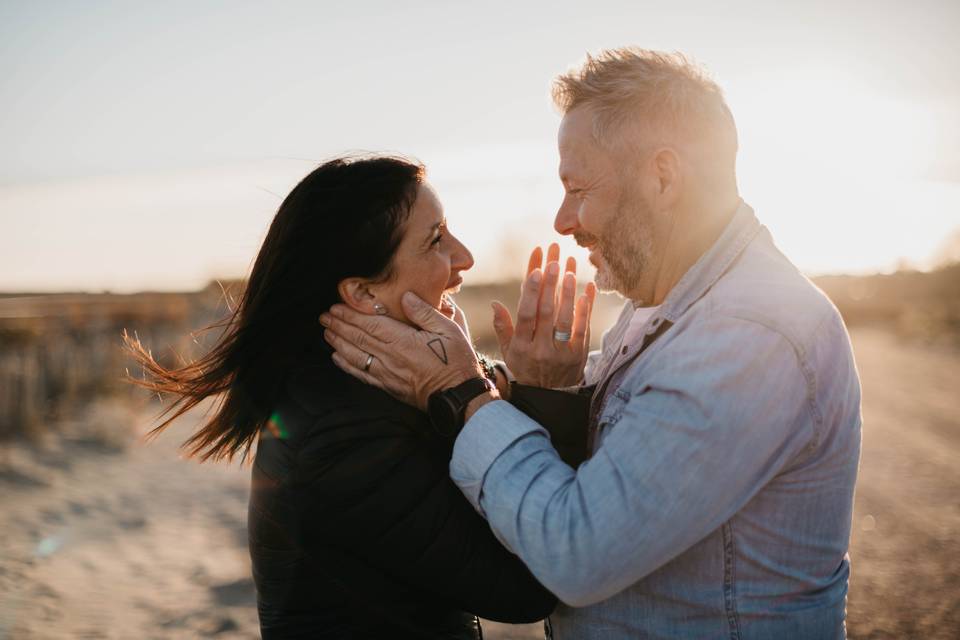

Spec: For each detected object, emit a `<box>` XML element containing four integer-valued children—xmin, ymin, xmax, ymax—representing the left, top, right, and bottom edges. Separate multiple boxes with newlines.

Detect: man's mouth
<box><xmin>573</xmin><ymin>231</ymin><xmax>598</xmax><ymax>251</ymax></box>
<box><xmin>585</xmin><ymin>243</ymin><xmax>603</xmax><ymax>266</ymax></box>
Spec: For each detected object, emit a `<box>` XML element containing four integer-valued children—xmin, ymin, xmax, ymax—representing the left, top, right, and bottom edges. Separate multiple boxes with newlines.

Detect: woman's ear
<box><xmin>337</xmin><ymin>278</ymin><xmax>378</xmax><ymax>314</ymax></box>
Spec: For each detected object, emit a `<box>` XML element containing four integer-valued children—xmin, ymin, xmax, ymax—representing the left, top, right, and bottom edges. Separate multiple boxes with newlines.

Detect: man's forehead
<box><xmin>559</xmin><ymin>109</ymin><xmax>592</xmax><ymax>146</ymax></box>
<box><xmin>558</xmin><ymin>115</ymin><xmax>598</xmax><ymax>180</ymax></box>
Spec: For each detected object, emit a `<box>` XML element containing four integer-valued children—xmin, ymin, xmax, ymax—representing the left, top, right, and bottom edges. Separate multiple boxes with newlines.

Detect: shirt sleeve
<box><xmin>296</xmin><ymin>418</ymin><xmax>557</xmax><ymax>622</ymax></box>
<box><xmin>450</xmin><ymin>315</ymin><xmax>816</xmax><ymax>606</ymax></box>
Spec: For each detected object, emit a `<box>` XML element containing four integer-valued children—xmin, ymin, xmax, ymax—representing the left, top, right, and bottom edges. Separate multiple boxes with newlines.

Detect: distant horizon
<box><xmin>1</xmin><ymin>256</ymin><xmax>956</xmax><ymax>297</ymax></box>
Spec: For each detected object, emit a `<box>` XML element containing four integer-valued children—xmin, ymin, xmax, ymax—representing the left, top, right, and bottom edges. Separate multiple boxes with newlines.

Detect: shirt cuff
<box><xmin>450</xmin><ymin>399</ymin><xmax>548</xmax><ymax>511</ymax></box>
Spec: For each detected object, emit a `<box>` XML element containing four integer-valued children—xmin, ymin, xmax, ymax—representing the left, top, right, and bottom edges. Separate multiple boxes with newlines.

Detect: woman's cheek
<box><xmin>423</xmin><ymin>256</ymin><xmax>451</xmax><ymax>306</ymax></box>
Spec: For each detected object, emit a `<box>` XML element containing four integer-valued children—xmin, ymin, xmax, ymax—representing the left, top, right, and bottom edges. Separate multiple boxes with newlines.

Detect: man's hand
<box><xmin>492</xmin><ymin>243</ymin><xmax>596</xmax><ymax>388</ymax></box>
<box><xmin>319</xmin><ymin>292</ymin><xmax>487</xmax><ymax>411</ymax></box>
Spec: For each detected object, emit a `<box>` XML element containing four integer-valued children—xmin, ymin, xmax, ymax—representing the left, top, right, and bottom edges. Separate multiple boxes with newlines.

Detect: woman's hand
<box><xmin>491</xmin><ymin>243</ymin><xmax>596</xmax><ymax>389</ymax></box>
<box><xmin>320</xmin><ymin>293</ymin><xmax>487</xmax><ymax>412</ymax></box>
<box><xmin>440</xmin><ymin>293</ymin><xmax>471</xmax><ymax>343</ymax></box>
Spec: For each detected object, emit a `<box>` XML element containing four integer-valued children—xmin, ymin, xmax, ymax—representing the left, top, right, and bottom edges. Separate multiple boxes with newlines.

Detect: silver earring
<box><xmin>373</xmin><ymin>303</ymin><xmax>388</xmax><ymax>316</ymax></box>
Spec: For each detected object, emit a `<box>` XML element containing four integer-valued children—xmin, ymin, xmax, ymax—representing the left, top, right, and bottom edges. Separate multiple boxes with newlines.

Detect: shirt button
<box><xmin>621</xmin><ymin>346</ymin><xmax>629</xmax><ymax>355</ymax></box>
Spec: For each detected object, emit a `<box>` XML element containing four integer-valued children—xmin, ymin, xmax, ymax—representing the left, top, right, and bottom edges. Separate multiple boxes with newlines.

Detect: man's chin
<box><xmin>593</xmin><ymin>266</ymin><xmax>628</xmax><ymax>298</ymax></box>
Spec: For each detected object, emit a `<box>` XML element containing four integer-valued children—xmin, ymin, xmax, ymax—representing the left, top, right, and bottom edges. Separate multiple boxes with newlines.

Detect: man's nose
<box><xmin>554</xmin><ymin>195</ymin><xmax>579</xmax><ymax>236</ymax></box>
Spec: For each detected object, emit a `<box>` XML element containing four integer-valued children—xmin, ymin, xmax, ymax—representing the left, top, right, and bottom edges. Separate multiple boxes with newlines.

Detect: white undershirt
<box><xmin>611</xmin><ymin>304</ymin><xmax>662</xmax><ymax>367</ymax></box>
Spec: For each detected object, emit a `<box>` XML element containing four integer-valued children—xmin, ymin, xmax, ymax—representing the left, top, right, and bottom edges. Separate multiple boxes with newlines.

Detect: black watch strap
<box><xmin>448</xmin><ymin>376</ymin><xmax>495</xmax><ymax>408</ymax></box>
<box><xmin>429</xmin><ymin>377</ymin><xmax>495</xmax><ymax>439</ymax></box>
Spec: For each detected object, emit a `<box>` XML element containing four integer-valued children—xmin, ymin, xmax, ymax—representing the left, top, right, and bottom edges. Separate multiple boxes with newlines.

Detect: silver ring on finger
<box><xmin>553</xmin><ymin>328</ymin><xmax>572</xmax><ymax>342</ymax></box>
<box><xmin>362</xmin><ymin>353</ymin><xmax>375</xmax><ymax>372</ymax></box>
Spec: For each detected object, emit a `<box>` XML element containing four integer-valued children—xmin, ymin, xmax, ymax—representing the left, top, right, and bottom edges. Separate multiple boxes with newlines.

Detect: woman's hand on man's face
<box><xmin>319</xmin><ymin>293</ymin><xmax>484</xmax><ymax>411</ymax></box>
<box><xmin>491</xmin><ymin>243</ymin><xmax>596</xmax><ymax>389</ymax></box>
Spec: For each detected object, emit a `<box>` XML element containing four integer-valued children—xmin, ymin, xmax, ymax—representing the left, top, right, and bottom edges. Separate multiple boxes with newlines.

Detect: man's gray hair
<box><xmin>552</xmin><ymin>47</ymin><xmax>738</xmax><ymax>155</ymax></box>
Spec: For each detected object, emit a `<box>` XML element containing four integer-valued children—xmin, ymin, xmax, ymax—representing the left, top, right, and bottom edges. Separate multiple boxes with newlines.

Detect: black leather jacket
<box><xmin>248</xmin><ymin>350</ymin><xmax>558</xmax><ymax>639</ymax></box>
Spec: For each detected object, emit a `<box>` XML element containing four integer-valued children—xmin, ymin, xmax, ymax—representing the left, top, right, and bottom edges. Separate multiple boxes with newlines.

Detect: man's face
<box><xmin>555</xmin><ymin>108</ymin><xmax>655</xmax><ymax>299</ymax></box>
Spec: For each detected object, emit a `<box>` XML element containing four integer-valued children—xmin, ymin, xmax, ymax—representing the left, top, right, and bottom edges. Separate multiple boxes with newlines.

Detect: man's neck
<box><xmin>634</xmin><ymin>194</ymin><xmax>740</xmax><ymax>306</ymax></box>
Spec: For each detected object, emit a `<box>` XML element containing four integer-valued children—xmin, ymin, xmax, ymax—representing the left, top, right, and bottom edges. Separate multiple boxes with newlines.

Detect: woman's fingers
<box><xmin>554</xmin><ymin>271</ymin><xmax>577</xmax><ymax>346</ymax></box>
<box><xmin>330</xmin><ymin>351</ymin><xmax>386</xmax><ymax>391</ymax></box>
<box><xmin>319</xmin><ymin>311</ymin><xmax>389</xmax><ymax>355</ymax></box>
<box><xmin>324</xmin><ymin>304</ymin><xmax>405</xmax><ymax>345</ymax></box>
<box><xmin>323</xmin><ymin>329</ymin><xmax>381</xmax><ymax>374</ymax></box>
<box><xmin>526</xmin><ymin>246</ymin><xmax>543</xmax><ymax>276</ymax></box>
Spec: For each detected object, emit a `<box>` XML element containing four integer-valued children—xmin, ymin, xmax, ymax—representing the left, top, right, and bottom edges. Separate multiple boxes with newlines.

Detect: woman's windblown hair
<box><xmin>125</xmin><ymin>155</ymin><xmax>425</xmax><ymax>462</ymax></box>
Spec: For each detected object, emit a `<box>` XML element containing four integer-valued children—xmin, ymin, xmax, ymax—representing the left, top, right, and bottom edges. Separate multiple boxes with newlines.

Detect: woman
<box><xmin>127</xmin><ymin>155</ymin><xmax>556</xmax><ymax>638</ymax></box>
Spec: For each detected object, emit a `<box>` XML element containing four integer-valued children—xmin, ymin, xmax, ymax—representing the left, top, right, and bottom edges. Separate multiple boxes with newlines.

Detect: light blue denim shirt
<box><xmin>451</xmin><ymin>202</ymin><xmax>862</xmax><ymax>639</ymax></box>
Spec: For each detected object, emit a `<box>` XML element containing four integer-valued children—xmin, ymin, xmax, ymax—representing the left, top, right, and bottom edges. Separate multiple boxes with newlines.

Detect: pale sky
<box><xmin>2</xmin><ymin>0</ymin><xmax>958</xmax><ymax>292</ymax></box>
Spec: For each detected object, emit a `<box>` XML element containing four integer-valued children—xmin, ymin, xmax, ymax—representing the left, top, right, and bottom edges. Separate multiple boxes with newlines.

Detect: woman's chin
<box><xmin>438</xmin><ymin>292</ymin><xmax>456</xmax><ymax>319</ymax></box>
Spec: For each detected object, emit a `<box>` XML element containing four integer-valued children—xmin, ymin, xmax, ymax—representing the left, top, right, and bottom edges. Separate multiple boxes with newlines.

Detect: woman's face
<box><xmin>369</xmin><ymin>181</ymin><xmax>474</xmax><ymax>323</ymax></box>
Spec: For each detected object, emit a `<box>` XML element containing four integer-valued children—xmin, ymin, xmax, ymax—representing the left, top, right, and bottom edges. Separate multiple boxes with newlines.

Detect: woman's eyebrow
<box><xmin>422</xmin><ymin>218</ymin><xmax>446</xmax><ymax>245</ymax></box>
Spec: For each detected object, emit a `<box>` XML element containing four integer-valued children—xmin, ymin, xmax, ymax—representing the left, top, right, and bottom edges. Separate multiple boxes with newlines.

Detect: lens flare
<box><xmin>265</xmin><ymin>411</ymin><xmax>288</xmax><ymax>440</ymax></box>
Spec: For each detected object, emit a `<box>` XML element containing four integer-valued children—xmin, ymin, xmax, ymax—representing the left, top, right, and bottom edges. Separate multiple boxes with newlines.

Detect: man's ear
<box><xmin>651</xmin><ymin>147</ymin><xmax>682</xmax><ymax>206</ymax></box>
<box><xmin>337</xmin><ymin>278</ymin><xmax>378</xmax><ymax>315</ymax></box>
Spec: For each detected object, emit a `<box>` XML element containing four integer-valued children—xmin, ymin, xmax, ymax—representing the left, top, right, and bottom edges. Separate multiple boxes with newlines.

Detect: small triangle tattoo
<box><xmin>427</xmin><ymin>338</ymin><xmax>448</xmax><ymax>364</ymax></box>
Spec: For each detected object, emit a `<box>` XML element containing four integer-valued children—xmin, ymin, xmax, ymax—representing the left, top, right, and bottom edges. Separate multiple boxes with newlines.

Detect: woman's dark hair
<box><xmin>125</xmin><ymin>155</ymin><xmax>425</xmax><ymax>462</ymax></box>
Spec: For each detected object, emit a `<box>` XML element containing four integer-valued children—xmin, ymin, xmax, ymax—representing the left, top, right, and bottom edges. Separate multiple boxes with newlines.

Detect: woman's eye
<box><xmin>431</xmin><ymin>233</ymin><xmax>444</xmax><ymax>247</ymax></box>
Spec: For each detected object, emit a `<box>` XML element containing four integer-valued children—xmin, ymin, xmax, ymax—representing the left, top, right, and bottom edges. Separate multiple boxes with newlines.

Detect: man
<box><xmin>321</xmin><ymin>48</ymin><xmax>862</xmax><ymax>639</ymax></box>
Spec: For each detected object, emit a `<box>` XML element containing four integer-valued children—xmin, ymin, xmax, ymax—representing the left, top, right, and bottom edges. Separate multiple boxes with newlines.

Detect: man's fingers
<box><xmin>572</xmin><ymin>294</ymin><xmax>590</xmax><ymax>346</ymax></box>
<box><xmin>565</xmin><ymin>256</ymin><xmax>576</xmax><ymax>275</ymax></box>
<box><xmin>554</xmin><ymin>271</ymin><xmax>577</xmax><ymax>343</ymax></box>
<box><xmin>514</xmin><ymin>268</ymin><xmax>542</xmax><ymax>342</ymax></box>
<box><xmin>572</xmin><ymin>281</ymin><xmax>597</xmax><ymax>349</ymax></box>
<box><xmin>491</xmin><ymin>300</ymin><xmax>515</xmax><ymax>356</ymax></box>
<box><xmin>534</xmin><ymin>261</ymin><xmax>561</xmax><ymax>348</ymax></box>
<box><xmin>526</xmin><ymin>246</ymin><xmax>543</xmax><ymax>276</ymax></box>
<box><xmin>572</xmin><ymin>282</ymin><xmax>597</xmax><ymax>345</ymax></box>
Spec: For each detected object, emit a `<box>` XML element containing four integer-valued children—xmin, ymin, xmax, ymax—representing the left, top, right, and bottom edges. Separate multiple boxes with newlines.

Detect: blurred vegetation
<box><xmin>0</xmin><ymin>283</ymin><xmax>240</xmax><ymax>445</ymax></box>
<box><xmin>816</xmin><ymin>262</ymin><xmax>960</xmax><ymax>347</ymax></box>
<box><xmin>1</xmin><ymin>263</ymin><xmax>957</xmax><ymax>444</ymax></box>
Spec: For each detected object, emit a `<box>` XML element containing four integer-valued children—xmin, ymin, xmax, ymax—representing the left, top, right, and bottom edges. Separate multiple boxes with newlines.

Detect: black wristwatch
<box><xmin>427</xmin><ymin>377</ymin><xmax>496</xmax><ymax>439</ymax></box>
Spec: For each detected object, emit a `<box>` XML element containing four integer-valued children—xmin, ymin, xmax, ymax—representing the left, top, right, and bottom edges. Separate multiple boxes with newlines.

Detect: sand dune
<box><xmin>1</xmin><ymin>329</ymin><xmax>957</xmax><ymax>639</ymax></box>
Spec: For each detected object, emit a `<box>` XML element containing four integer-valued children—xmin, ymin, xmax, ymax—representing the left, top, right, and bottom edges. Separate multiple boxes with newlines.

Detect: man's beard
<box><xmin>575</xmin><ymin>189</ymin><xmax>655</xmax><ymax>299</ymax></box>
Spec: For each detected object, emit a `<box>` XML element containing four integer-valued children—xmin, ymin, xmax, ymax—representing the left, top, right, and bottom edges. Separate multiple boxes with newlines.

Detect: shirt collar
<box><xmin>657</xmin><ymin>200</ymin><xmax>762</xmax><ymax>323</ymax></box>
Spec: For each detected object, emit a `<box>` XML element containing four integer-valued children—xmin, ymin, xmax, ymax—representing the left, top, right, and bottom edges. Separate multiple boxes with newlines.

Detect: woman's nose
<box><xmin>450</xmin><ymin>234</ymin><xmax>474</xmax><ymax>272</ymax></box>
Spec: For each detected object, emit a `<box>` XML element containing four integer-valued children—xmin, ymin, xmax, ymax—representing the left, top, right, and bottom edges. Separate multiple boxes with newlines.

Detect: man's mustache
<box><xmin>574</xmin><ymin>231</ymin><xmax>600</xmax><ymax>248</ymax></box>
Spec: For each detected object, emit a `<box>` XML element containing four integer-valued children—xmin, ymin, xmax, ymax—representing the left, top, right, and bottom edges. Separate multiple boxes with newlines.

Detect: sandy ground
<box><xmin>1</xmin><ymin>328</ymin><xmax>957</xmax><ymax>639</ymax></box>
